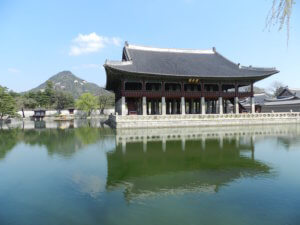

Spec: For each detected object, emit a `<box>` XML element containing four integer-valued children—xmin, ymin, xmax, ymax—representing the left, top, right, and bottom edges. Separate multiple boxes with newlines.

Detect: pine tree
<box><xmin>0</xmin><ymin>86</ymin><xmax>16</xmax><ymax>120</ymax></box>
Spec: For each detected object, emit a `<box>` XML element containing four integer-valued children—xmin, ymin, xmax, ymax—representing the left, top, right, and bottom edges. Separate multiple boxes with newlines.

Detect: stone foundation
<box><xmin>108</xmin><ymin>112</ymin><xmax>300</xmax><ymax>129</ymax></box>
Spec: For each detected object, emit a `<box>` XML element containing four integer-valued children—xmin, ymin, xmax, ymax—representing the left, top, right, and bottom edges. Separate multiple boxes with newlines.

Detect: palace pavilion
<box><xmin>104</xmin><ymin>42</ymin><xmax>279</xmax><ymax>116</ymax></box>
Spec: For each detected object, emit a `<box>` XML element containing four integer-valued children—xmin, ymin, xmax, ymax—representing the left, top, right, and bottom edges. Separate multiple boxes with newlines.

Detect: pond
<box><xmin>1</xmin><ymin>122</ymin><xmax>300</xmax><ymax>225</ymax></box>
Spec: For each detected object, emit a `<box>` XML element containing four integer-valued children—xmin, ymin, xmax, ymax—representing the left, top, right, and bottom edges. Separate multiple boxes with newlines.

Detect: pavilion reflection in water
<box><xmin>106</xmin><ymin>132</ymin><xmax>271</xmax><ymax>201</ymax></box>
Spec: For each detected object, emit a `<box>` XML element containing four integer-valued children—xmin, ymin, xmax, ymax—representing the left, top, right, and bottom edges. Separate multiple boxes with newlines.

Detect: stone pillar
<box><xmin>218</xmin><ymin>97</ymin><xmax>223</xmax><ymax>115</ymax></box>
<box><xmin>121</xmin><ymin>96</ymin><xmax>126</xmax><ymax>116</ymax></box>
<box><xmin>251</xmin><ymin>97</ymin><xmax>255</xmax><ymax>114</ymax></box>
<box><xmin>201</xmin><ymin>97</ymin><xmax>206</xmax><ymax>115</ymax></box>
<box><xmin>234</xmin><ymin>97</ymin><xmax>239</xmax><ymax>114</ymax></box>
<box><xmin>142</xmin><ymin>97</ymin><xmax>147</xmax><ymax>115</ymax></box>
<box><xmin>162</xmin><ymin>97</ymin><xmax>166</xmax><ymax>115</ymax></box>
<box><xmin>181</xmin><ymin>97</ymin><xmax>185</xmax><ymax>115</ymax></box>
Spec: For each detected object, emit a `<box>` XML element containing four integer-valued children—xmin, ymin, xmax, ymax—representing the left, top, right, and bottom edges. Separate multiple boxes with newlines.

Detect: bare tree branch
<box><xmin>266</xmin><ymin>0</ymin><xmax>295</xmax><ymax>45</ymax></box>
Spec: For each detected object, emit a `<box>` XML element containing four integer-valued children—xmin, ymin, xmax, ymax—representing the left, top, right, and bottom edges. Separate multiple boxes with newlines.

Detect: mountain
<box><xmin>28</xmin><ymin>71</ymin><xmax>112</xmax><ymax>99</ymax></box>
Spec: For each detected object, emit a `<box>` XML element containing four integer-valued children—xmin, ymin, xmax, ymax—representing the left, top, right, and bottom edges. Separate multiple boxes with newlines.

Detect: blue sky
<box><xmin>0</xmin><ymin>0</ymin><xmax>299</xmax><ymax>92</ymax></box>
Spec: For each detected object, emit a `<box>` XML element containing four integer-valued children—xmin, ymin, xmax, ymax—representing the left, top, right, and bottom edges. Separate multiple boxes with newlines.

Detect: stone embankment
<box><xmin>109</xmin><ymin>112</ymin><xmax>300</xmax><ymax>129</ymax></box>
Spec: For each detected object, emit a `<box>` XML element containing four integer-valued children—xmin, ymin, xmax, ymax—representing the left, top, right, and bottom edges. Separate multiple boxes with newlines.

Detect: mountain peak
<box><xmin>28</xmin><ymin>71</ymin><xmax>111</xmax><ymax>99</ymax></box>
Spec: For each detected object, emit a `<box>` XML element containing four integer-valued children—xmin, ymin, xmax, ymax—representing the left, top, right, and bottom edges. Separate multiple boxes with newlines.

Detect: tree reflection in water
<box><xmin>0</xmin><ymin>129</ymin><xmax>20</xmax><ymax>159</ymax></box>
<box><xmin>0</xmin><ymin>124</ymin><xmax>115</xmax><ymax>159</ymax></box>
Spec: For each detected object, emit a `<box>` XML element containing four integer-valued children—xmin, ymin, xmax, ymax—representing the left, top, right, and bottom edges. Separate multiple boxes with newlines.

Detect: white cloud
<box><xmin>8</xmin><ymin>68</ymin><xmax>20</xmax><ymax>73</ymax></box>
<box><xmin>69</xmin><ymin>32</ymin><xmax>122</xmax><ymax>56</ymax></box>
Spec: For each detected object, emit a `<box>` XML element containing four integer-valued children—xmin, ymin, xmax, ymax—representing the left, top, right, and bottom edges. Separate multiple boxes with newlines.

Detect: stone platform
<box><xmin>108</xmin><ymin>112</ymin><xmax>300</xmax><ymax>129</ymax></box>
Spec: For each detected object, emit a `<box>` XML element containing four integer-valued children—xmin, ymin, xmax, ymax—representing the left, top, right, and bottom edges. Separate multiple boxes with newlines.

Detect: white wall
<box><xmin>17</xmin><ymin>108</ymin><xmax>115</xmax><ymax>118</ymax></box>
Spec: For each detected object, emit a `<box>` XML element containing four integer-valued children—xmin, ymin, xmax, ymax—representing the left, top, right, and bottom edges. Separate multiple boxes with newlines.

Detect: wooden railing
<box><xmin>121</xmin><ymin>90</ymin><xmax>252</xmax><ymax>98</ymax></box>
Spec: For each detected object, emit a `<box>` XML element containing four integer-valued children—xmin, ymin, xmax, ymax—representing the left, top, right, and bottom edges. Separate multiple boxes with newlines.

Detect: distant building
<box><xmin>32</xmin><ymin>108</ymin><xmax>46</xmax><ymax>121</ymax></box>
<box><xmin>243</xmin><ymin>88</ymin><xmax>300</xmax><ymax>112</ymax></box>
<box><xmin>104</xmin><ymin>42</ymin><xmax>278</xmax><ymax>116</ymax></box>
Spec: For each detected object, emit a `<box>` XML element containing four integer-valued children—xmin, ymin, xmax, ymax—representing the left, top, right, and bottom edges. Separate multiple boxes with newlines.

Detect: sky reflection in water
<box><xmin>0</xmin><ymin>123</ymin><xmax>300</xmax><ymax>225</ymax></box>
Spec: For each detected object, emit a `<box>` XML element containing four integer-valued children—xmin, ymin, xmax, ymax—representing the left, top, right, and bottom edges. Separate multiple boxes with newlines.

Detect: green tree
<box><xmin>15</xmin><ymin>96</ymin><xmax>37</xmax><ymax>118</ymax></box>
<box><xmin>43</xmin><ymin>81</ymin><xmax>56</xmax><ymax>108</ymax></box>
<box><xmin>98</xmin><ymin>94</ymin><xmax>115</xmax><ymax>114</ymax></box>
<box><xmin>0</xmin><ymin>86</ymin><xmax>16</xmax><ymax>119</ymax></box>
<box><xmin>55</xmin><ymin>91</ymin><xmax>74</xmax><ymax>113</ymax></box>
<box><xmin>75</xmin><ymin>93</ymin><xmax>98</xmax><ymax>116</ymax></box>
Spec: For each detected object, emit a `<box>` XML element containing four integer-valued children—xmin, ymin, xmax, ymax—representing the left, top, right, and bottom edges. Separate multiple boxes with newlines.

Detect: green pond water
<box><xmin>1</xmin><ymin>123</ymin><xmax>300</xmax><ymax>225</ymax></box>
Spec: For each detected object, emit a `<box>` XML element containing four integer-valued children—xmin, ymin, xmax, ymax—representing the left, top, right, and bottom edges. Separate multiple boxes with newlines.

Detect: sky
<box><xmin>0</xmin><ymin>0</ymin><xmax>299</xmax><ymax>92</ymax></box>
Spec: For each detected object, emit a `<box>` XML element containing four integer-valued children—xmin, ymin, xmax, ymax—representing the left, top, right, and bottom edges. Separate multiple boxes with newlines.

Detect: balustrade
<box><xmin>121</xmin><ymin>90</ymin><xmax>252</xmax><ymax>98</ymax></box>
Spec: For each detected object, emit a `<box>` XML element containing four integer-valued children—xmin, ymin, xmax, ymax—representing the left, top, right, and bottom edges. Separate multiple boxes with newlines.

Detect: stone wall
<box><xmin>17</xmin><ymin>109</ymin><xmax>115</xmax><ymax>118</ymax></box>
<box><xmin>110</xmin><ymin>112</ymin><xmax>300</xmax><ymax>129</ymax></box>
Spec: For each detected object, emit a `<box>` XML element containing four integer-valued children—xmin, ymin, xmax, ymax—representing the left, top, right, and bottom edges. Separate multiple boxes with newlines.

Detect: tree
<box><xmin>269</xmin><ymin>81</ymin><xmax>287</xmax><ymax>97</ymax></box>
<box><xmin>44</xmin><ymin>81</ymin><xmax>56</xmax><ymax>108</ymax></box>
<box><xmin>244</xmin><ymin>86</ymin><xmax>266</xmax><ymax>94</ymax></box>
<box><xmin>22</xmin><ymin>97</ymin><xmax>38</xmax><ymax>109</ymax></box>
<box><xmin>0</xmin><ymin>86</ymin><xmax>16</xmax><ymax>120</ymax></box>
<box><xmin>55</xmin><ymin>91</ymin><xmax>74</xmax><ymax>113</ymax></box>
<box><xmin>98</xmin><ymin>94</ymin><xmax>114</xmax><ymax>114</ymax></box>
<box><xmin>75</xmin><ymin>93</ymin><xmax>98</xmax><ymax>116</ymax></box>
<box><xmin>266</xmin><ymin>0</ymin><xmax>295</xmax><ymax>44</ymax></box>
<box><xmin>15</xmin><ymin>96</ymin><xmax>37</xmax><ymax>118</ymax></box>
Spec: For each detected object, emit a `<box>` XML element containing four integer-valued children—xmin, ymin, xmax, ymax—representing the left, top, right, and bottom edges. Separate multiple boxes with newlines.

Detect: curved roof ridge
<box><xmin>213</xmin><ymin>50</ymin><xmax>240</xmax><ymax>67</ymax></box>
<box><xmin>105</xmin><ymin>60</ymin><xmax>132</xmax><ymax>66</ymax></box>
<box><xmin>214</xmin><ymin>50</ymin><xmax>277</xmax><ymax>71</ymax></box>
<box><xmin>126</xmin><ymin>42</ymin><xmax>214</xmax><ymax>54</ymax></box>
<box><xmin>241</xmin><ymin>65</ymin><xmax>277</xmax><ymax>71</ymax></box>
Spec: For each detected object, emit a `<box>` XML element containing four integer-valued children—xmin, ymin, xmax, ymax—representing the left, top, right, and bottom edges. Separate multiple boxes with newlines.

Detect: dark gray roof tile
<box><xmin>104</xmin><ymin>43</ymin><xmax>279</xmax><ymax>79</ymax></box>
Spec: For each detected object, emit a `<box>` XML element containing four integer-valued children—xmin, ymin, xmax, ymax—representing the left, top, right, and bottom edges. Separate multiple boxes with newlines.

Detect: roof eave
<box><xmin>105</xmin><ymin>65</ymin><xmax>277</xmax><ymax>81</ymax></box>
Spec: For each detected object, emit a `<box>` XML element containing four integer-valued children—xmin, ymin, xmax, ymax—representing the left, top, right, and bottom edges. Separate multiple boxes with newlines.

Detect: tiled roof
<box><xmin>104</xmin><ymin>43</ymin><xmax>279</xmax><ymax>79</ymax></box>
